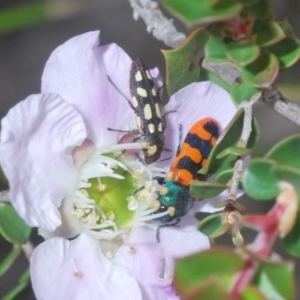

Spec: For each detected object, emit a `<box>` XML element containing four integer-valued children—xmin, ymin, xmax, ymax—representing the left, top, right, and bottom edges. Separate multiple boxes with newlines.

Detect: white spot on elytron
<box><xmin>148</xmin><ymin>123</ymin><xmax>155</xmax><ymax>133</ymax></box>
<box><xmin>155</xmin><ymin>103</ymin><xmax>161</xmax><ymax>117</ymax></box>
<box><xmin>136</xmin><ymin>116</ymin><xmax>143</xmax><ymax>133</ymax></box>
<box><xmin>144</xmin><ymin>104</ymin><xmax>152</xmax><ymax>120</ymax></box>
<box><xmin>146</xmin><ymin>70</ymin><xmax>152</xmax><ymax>80</ymax></box>
<box><xmin>148</xmin><ymin>145</ymin><xmax>157</xmax><ymax>155</ymax></box>
<box><xmin>151</xmin><ymin>87</ymin><xmax>157</xmax><ymax>96</ymax></box>
<box><xmin>158</xmin><ymin>122</ymin><xmax>163</xmax><ymax>132</ymax></box>
<box><xmin>137</xmin><ymin>87</ymin><xmax>147</xmax><ymax>97</ymax></box>
<box><xmin>132</xmin><ymin>96</ymin><xmax>138</xmax><ymax>107</ymax></box>
<box><xmin>135</xmin><ymin>71</ymin><xmax>143</xmax><ymax>82</ymax></box>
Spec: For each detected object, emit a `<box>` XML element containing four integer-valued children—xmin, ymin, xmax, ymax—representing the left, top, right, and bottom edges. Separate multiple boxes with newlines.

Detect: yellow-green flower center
<box><xmin>71</xmin><ymin>148</ymin><xmax>169</xmax><ymax>241</ymax></box>
<box><xmin>87</xmin><ymin>162</ymin><xmax>138</xmax><ymax>228</ymax></box>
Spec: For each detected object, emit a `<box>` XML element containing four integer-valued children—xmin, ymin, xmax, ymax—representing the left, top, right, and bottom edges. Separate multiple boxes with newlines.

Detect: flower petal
<box><xmin>113</xmin><ymin>227</ymin><xmax>169</xmax><ymax>287</ymax></box>
<box><xmin>31</xmin><ymin>233</ymin><xmax>142</xmax><ymax>300</ymax></box>
<box><xmin>114</xmin><ymin>220</ymin><xmax>210</xmax><ymax>298</ymax></box>
<box><xmin>39</xmin><ymin>197</ymin><xmax>82</xmax><ymax>240</ymax></box>
<box><xmin>159</xmin><ymin>217</ymin><xmax>211</xmax><ymax>278</ymax></box>
<box><xmin>160</xmin><ymin>218</ymin><xmax>210</xmax><ymax>258</ymax></box>
<box><xmin>42</xmin><ymin>31</ymin><xmax>136</xmax><ymax>148</ymax></box>
<box><xmin>160</xmin><ymin>81</ymin><xmax>237</xmax><ymax>167</ymax></box>
<box><xmin>139</xmin><ymin>283</ymin><xmax>180</xmax><ymax>300</ymax></box>
<box><xmin>0</xmin><ymin>94</ymin><xmax>86</xmax><ymax>231</ymax></box>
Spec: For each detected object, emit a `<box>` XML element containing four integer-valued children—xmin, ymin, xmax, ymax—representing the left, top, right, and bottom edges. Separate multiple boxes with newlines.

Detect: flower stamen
<box><xmin>104</xmin><ymin>251</ymin><xmax>114</xmax><ymax>259</ymax></box>
<box><xmin>128</xmin><ymin>246</ymin><xmax>135</xmax><ymax>254</ymax></box>
<box><xmin>71</xmin><ymin>259</ymin><xmax>83</xmax><ymax>277</ymax></box>
<box><xmin>71</xmin><ymin>144</ymin><xmax>172</xmax><ymax>243</ymax></box>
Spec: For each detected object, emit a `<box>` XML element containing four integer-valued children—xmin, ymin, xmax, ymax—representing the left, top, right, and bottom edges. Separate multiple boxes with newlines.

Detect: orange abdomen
<box><xmin>170</xmin><ymin>118</ymin><xmax>220</xmax><ymax>186</ymax></box>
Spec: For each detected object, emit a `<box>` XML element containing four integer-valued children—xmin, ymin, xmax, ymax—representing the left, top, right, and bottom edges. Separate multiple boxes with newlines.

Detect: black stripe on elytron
<box><xmin>176</xmin><ymin>156</ymin><xmax>203</xmax><ymax>180</ymax></box>
<box><xmin>135</xmin><ymin>77</ymin><xmax>155</xmax><ymax>92</ymax></box>
<box><xmin>183</xmin><ymin>135</ymin><xmax>214</xmax><ymax>159</ymax></box>
<box><xmin>203</xmin><ymin>121</ymin><xmax>219</xmax><ymax>138</ymax></box>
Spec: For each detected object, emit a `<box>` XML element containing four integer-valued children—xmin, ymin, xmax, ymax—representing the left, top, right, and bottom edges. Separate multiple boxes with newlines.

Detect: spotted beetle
<box><xmin>154</xmin><ymin>118</ymin><xmax>220</xmax><ymax>224</ymax></box>
<box><xmin>129</xmin><ymin>58</ymin><xmax>165</xmax><ymax>164</ymax></box>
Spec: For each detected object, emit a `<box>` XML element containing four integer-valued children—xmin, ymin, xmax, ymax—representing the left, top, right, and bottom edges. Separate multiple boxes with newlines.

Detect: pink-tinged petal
<box><xmin>118</xmin><ymin>132</ymin><xmax>141</xmax><ymax>160</ymax></box>
<box><xmin>113</xmin><ymin>227</ymin><xmax>171</xmax><ymax>287</ymax></box>
<box><xmin>39</xmin><ymin>197</ymin><xmax>82</xmax><ymax>240</ymax></box>
<box><xmin>31</xmin><ymin>233</ymin><xmax>142</xmax><ymax>300</ymax></box>
<box><xmin>139</xmin><ymin>283</ymin><xmax>180</xmax><ymax>300</ymax></box>
<box><xmin>114</xmin><ymin>220</ymin><xmax>210</xmax><ymax>292</ymax></box>
<box><xmin>42</xmin><ymin>31</ymin><xmax>136</xmax><ymax>148</ymax></box>
<box><xmin>150</xmin><ymin>67</ymin><xmax>160</xmax><ymax>79</ymax></box>
<box><xmin>72</xmin><ymin>139</ymin><xmax>96</xmax><ymax>169</ymax></box>
<box><xmin>159</xmin><ymin>218</ymin><xmax>210</xmax><ymax>278</ymax></box>
<box><xmin>160</xmin><ymin>81</ymin><xmax>237</xmax><ymax>167</ymax></box>
<box><xmin>150</xmin><ymin>67</ymin><xmax>164</xmax><ymax>94</ymax></box>
<box><xmin>160</xmin><ymin>218</ymin><xmax>211</xmax><ymax>257</ymax></box>
<box><xmin>0</xmin><ymin>94</ymin><xmax>86</xmax><ymax>231</ymax></box>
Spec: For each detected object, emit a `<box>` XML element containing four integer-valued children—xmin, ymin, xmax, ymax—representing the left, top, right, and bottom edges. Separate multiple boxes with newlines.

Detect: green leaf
<box><xmin>271</xmin><ymin>164</ymin><xmax>300</xmax><ymax>203</ymax></box>
<box><xmin>161</xmin><ymin>0</ymin><xmax>242</xmax><ymax>27</ymax></box>
<box><xmin>0</xmin><ymin>245</ymin><xmax>21</xmax><ymax>277</ymax></box>
<box><xmin>278</xmin><ymin>19</ymin><xmax>296</xmax><ymax>37</ymax></box>
<box><xmin>187</xmin><ymin>279</ymin><xmax>232</xmax><ymax>300</ymax></box>
<box><xmin>254</xmin><ymin>22</ymin><xmax>286</xmax><ymax>47</ymax></box>
<box><xmin>207</xmin><ymin>22</ymin><xmax>224</xmax><ymax>39</ymax></box>
<box><xmin>266</xmin><ymin>134</ymin><xmax>300</xmax><ymax>168</ymax></box>
<box><xmin>216</xmin><ymin>146</ymin><xmax>252</xmax><ymax>159</ymax></box>
<box><xmin>215</xmin><ymin>169</ymin><xmax>234</xmax><ymax>184</ymax></box>
<box><xmin>226</xmin><ymin>42</ymin><xmax>260</xmax><ymax>66</ymax></box>
<box><xmin>190</xmin><ymin>181</ymin><xmax>227</xmax><ymax>198</ymax></box>
<box><xmin>162</xmin><ymin>28</ymin><xmax>209</xmax><ymax>96</ymax></box>
<box><xmin>205</xmin><ymin>36</ymin><xmax>227</xmax><ymax>62</ymax></box>
<box><xmin>266</xmin><ymin>37</ymin><xmax>300</xmax><ymax>69</ymax></box>
<box><xmin>242</xmin><ymin>285</ymin><xmax>268</xmax><ymax>300</ymax></box>
<box><xmin>0</xmin><ymin>203</ymin><xmax>31</xmax><ymax>244</ymax></box>
<box><xmin>230</xmin><ymin>82</ymin><xmax>261</xmax><ymax>105</ymax></box>
<box><xmin>262</xmin><ymin>20</ymin><xmax>300</xmax><ymax>69</ymax></box>
<box><xmin>242</xmin><ymin>53</ymin><xmax>279</xmax><ymax>88</ymax></box>
<box><xmin>198</xmin><ymin>213</ymin><xmax>230</xmax><ymax>238</ymax></box>
<box><xmin>246</xmin><ymin>0</ymin><xmax>273</xmax><ymax>21</ymax></box>
<box><xmin>253</xmin><ymin>270</ymin><xmax>284</xmax><ymax>300</ymax></box>
<box><xmin>253</xmin><ymin>259</ymin><xmax>295</xmax><ymax>300</ymax></box>
<box><xmin>261</xmin><ymin>261</ymin><xmax>294</xmax><ymax>300</ymax></box>
<box><xmin>200</xmin><ymin>109</ymin><xmax>259</xmax><ymax>175</ymax></box>
<box><xmin>264</xmin><ymin>134</ymin><xmax>300</xmax><ymax>202</ymax></box>
<box><xmin>174</xmin><ymin>248</ymin><xmax>244</xmax><ymax>295</ymax></box>
<box><xmin>205</xmin><ymin>71</ymin><xmax>232</xmax><ymax>92</ymax></box>
<box><xmin>282</xmin><ymin>211</ymin><xmax>300</xmax><ymax>257</ymax></box>
<box><xmin>242</xmin><ymin>158</ymin><xmax>281</xmax><ymax>200</ymax></box>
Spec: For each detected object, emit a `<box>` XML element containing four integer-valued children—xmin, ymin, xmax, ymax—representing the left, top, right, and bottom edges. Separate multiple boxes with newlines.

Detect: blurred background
<box><xmin>0</xmin><ymin>0</ymin><xmax>299</xmax><ymax>299</ymax></box>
